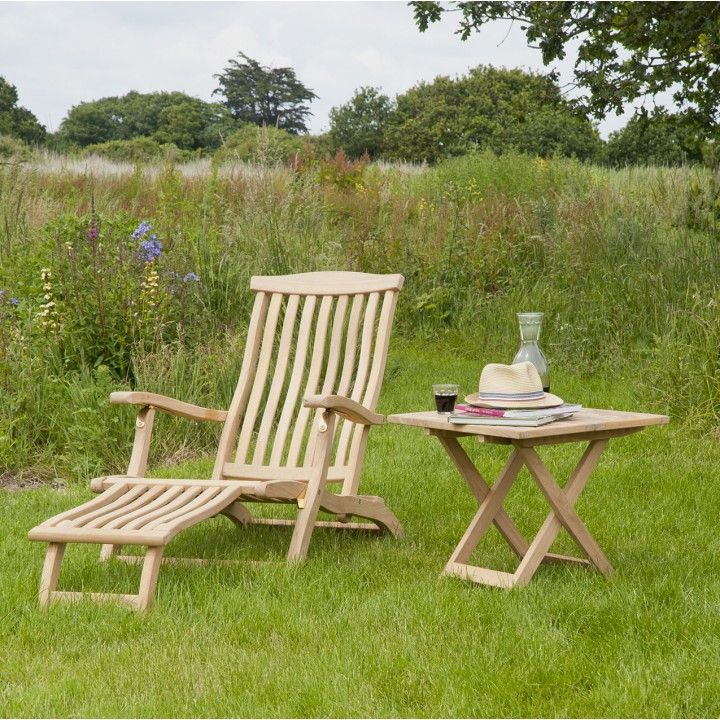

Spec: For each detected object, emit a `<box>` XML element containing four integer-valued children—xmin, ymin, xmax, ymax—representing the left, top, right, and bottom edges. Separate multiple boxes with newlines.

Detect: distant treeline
<box><xmin>1</xmin><ymin>53</ymin><xmax>717</xmax><ymax>167</ymax></box>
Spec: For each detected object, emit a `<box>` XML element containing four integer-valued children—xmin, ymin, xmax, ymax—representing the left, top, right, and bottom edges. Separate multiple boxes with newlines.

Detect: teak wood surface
<box><xmin>29</xmin><ymin>271</ymin><xmax>404</xmax><ymax>611</ymax></box>
<box><xmin>388</xmin><ymin>408</ymin><xmax>668</xmax><ymax>589</ymax></box>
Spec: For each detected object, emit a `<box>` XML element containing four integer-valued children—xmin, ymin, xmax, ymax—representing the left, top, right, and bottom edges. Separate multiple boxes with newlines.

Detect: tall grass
<box><xmin>0</xmin><ymin>150</ymin><xmax>718</xmax><ymax>481</ymax></box>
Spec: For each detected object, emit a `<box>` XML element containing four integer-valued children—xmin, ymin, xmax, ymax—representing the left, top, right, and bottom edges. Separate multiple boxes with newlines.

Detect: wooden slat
<box><xmin>27</xmin><ymin>526</ymin><xmax>166</xmax><ymax>546</ymax></box>
<box><xmin>49</xmin><ymin>591</ymin><xmax>140</xmax><ymax>609</ymax></box>
<box><xmin>97</xmin><ymin>476</ymin><xmax>261</xmax><ymax>490</ymax></box>
<box><xmin>35</xmin><ymin>483</ymin><xmax>130</xmax><ymax>527</ymax></box>
<box><xmin>336</xmin><ymin>292</ymin><xmax>379</xmax><ymax>466</ymax></box>
<box><xmin>83</xmin><ymin>484</ymin><xmax>166</xmax><ymax>529</ymax></box>
<box><xmin>252</xmin><ymin>294</ymin><xmax>300</xmax><ymax>464</ymax></box>
<box><xmin>222</xmin><ymin>463</ymin><xmax>346</xmax><ymax>482</ymax></box>
<box><xmin>362</xmin><ymin>290</ymin><xmax>397</xmax><ymax>409</ymax></box>
<box><xmin>123</xmin><ymin>487</ymin><xmax>206</xmax><ymax>531</ymax></box>
<box><xmin>145</xmin><ymin>487</ymin><xmax>223</xmax><ymax>530</ymax></box>
<box><xmin>104</xmin><ymin>486</ymin><xmax>185</xmax><ymax>529</ymax></box>
<box><xmin>444</xmin><ymin>562</ymin><xmax>517</xmax><ymax>589</ymax></box>
<box><xmin>134</xmin><ymin>486</ymin><xmax>210</xmax><ymax>530</ymax></box>
<box><xmin>336</xmin><ymin>294</ymin><xmax>364</xmax><ymax>398</ymax></box>
<box><xmin>250</xmin><ymin>271</ymin><xmax>404</xmax><ymax>295</ymax></box>
<box><xmin>234</xmin><ymin>292</ymin><xmax>284</xmax><ymax>463</ymax></box>
<box><xmin>152</xmin><ymin>486</ymin><xmax>243</xmax><ymax>539</ymax></box>
<box><xmin>212</xmin><ymin>291</ymin><xmax>269</xmax><ymax>479</ymax></box>
<box><xmin>60</xmin><ymin>485</ymin><xmax>149</xmax><ymax>529</ymax></box>
<box><xmin>288</xmin><ymin>295</ymin><xmax>334</xmax><ymax>466</ymax></box>
<box><xmin>304</xmin><ymin>295</ymin><xmax>349</xmax><ymax>462</ymax></box>
<box><xmin>250</xmin><ymin>517</ymin><xmax>382</xmax><ymax>531</ymax></box>
<box><xmin>268</xmin><ymin>295</ymin><xmax>317</xmax><ymax>466</ymax></box>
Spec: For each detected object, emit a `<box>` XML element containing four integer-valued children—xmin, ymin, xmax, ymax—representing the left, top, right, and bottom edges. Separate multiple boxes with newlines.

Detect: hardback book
<box><xmin>454</xmin><ymin>403</ymin><xmax>582</xmax><ymax>420</ymax></box>
<box><xmin>448</xmin><ymin>412</ymin><xmax>575</xmax><ymax>427</ymax></box>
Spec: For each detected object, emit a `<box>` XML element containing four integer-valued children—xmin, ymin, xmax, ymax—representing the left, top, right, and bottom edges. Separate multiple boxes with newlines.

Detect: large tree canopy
<box><xmin>213</xmin><ymin>52</ymin><xmax>317</xmax><ymax>134</ymax></box>
<box><xmin>411</xmin><ymin>2</ymin><xmax>720</xmax><ymax>129</ymax></box>
<box><xmin>327</xmin><ymin>87</ymin><xmax>393</xmax><ymax>159</ymax></box>
<box><xmin>604</xmin><ymin>110</ymin><xmax>706</xmax><ymax>167</ymax></box>
<box><xmin>382</xmin><ymin>65</ymin><xmax>600</xmax><ymax>163</ymax></box>
<box><xmin>0</xmin><ymin>76</ymin><xmax>46</xmax><ymax>144</ymax></box>
<box><xmin>55</xmin><ymin>91</ymin><xmax>236</xmax><ymax>149</ymax></box>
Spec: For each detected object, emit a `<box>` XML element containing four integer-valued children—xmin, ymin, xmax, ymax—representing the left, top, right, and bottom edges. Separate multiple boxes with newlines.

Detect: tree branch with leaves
<box><xmin>410</xmin><ymin>1</ymin><xmax>720</xmax><ymax>129</ymax></box>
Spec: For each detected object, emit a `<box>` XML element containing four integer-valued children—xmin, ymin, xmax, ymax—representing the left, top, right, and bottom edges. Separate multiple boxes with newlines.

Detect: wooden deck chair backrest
<box><xmin>212</xmin><ymin>272</ymin><xmax>404</xmax><ymax>490</ymax></box>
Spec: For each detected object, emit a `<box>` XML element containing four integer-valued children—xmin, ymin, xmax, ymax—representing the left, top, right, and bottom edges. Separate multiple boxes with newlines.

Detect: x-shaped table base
<box><xmin>435</xmin><ymin>434</ymin><xmax>614</xmax><ymax>589</ymax></box>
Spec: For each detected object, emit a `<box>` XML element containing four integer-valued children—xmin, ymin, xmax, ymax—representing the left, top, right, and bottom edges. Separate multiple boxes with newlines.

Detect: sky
<box><xmin>0</xmin><ymin>0</ymin><xmax>642</xmax><ymax>139</ymax></box>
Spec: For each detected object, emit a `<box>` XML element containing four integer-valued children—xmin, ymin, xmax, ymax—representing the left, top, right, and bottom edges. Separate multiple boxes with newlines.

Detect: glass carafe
<box><xmin>512</xmin><ymin>312</ymin><xmax>550</xmax><ymax>392</ymax></box>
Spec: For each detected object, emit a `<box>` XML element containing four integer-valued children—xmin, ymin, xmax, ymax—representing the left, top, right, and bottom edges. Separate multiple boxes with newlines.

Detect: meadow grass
<box><xmin>1</xmin><ymin>338</ymin><xmax>719</xmax><ymax>717</ymax></box>
<box><xmin>1</xmin><ymin>151</ymin><xmax>719</xmax><ymax>483</ymax></box>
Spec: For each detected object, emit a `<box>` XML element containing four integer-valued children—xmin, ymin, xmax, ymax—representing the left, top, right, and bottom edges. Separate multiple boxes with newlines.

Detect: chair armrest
<box><xmin>110</xmin><ymin>392</ymin><xmax>228</xmax><ymax>423</ymax></box>
<box><xmin>303</xmin><ymin>394</ymin><xmax>384</xmax><ymax>425</ymax></box>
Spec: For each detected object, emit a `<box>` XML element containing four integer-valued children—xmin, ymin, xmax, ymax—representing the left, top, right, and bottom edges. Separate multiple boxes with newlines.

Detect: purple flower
<box><xmin>139</xmin><ymin>236</ymin><xmax>162</xmax><ymax>263</ymax></box>
<box><xmin>182</xmin><ymin>272</ymin><xmax>200</xmax><ymax>283</ymax></box>
<box><xmin>9</xmin><ymin>297</ymin><xmax>19</xmax><ymax>306</ymax></box>
<box><xmin>132</xmin><ymin>221</ymin><xmax>152</xmax><ymax>240</ymax></box>
<box><xmin>87</xmin><ymin>220</ymin><xmax>99</xmax><ymax>241</ymax></box>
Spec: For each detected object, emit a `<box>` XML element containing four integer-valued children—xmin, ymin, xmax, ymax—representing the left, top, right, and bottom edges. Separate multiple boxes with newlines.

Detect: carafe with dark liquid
<box><xmin>512</xmin><ymin>312</ymin><xmax>550</xmax><ymax>392</ymax></box>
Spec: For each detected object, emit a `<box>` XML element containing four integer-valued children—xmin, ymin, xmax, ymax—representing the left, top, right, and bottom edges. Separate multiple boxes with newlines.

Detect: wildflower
<box><xmin>139</xmin><ymin>236</ymin><xmax>162</xmax><ymax>263</ymax></box>
<box><xmin>140</xmin><ymin>263</ymin><xmax>160</xmax><ymax>308</ymax></box>
<box><xmin>132</xmin><ymin>221</ymin><xmax>152</xmax><ymax>240</ymax></box>
<box><xmin>87</xmin><ymin>219</ymin><xmax>99</xmax><ymax>241</ymax></box>
<box><xmin>37</xmin><ymin>268</ymin><xmax>60</xmax><ymax>333</ymax></box>
<box><xmin>65</xmin><ymin>242</ymin><xmax>74</xmax><ymax>253</ymax></box>
<box><xmin>182</xmin><ymin>272</ymin><xmax>200</xmax><ymax>283</ymax></box>
<box><xmin>9</xmin><ymin>297</ymin><xmax>19</xmax><ymax>306</ymax></box>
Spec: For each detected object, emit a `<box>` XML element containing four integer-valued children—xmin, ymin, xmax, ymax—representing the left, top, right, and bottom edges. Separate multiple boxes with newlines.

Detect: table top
<box><xmin>387</xmin><ymin>408</ymin><xmax>669</xmax><ymax>443</ymax></box>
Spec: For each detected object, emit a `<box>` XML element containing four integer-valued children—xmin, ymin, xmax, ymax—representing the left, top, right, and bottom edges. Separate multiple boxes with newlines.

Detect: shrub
<box><xmin>217</xmin><ymin>124</ymin><xmax>305</xmax><ymax>166</ymax></box>
<box><xmin>82</xmin><ymin>137</ymin><xmax>194</xmax><ymax>163</ymax></box>
<box><xmin>0</xmin><ymin>134</ymin><xmax>31</xmax><ymax>160</ymax></box>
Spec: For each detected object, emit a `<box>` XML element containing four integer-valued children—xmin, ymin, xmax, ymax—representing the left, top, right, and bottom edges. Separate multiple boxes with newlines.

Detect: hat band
<box><xmin>478</xmin><ymin>390</ymin><xmax>545</xmax><ymax>401</ymax></box>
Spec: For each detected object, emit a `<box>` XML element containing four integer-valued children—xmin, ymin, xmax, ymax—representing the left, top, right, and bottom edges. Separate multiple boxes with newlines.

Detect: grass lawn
<box><xmin>2</xmin><ymin>339</ymin><xmax>719</xmax><ymax>717</ymax></box>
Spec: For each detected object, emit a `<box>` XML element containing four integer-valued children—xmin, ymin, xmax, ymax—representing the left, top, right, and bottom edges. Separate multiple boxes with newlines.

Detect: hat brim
<box><xmin>464</xmin><ymin>392</ymin><xmax>564</xmax><ymax>409</ymax></box>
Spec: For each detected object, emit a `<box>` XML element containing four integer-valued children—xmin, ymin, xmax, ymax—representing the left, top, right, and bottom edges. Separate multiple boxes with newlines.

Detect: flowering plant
<box><xmin>37</xmin><ymin>213</ymin><xmax>203</xmax><ymax>379</ymax></box>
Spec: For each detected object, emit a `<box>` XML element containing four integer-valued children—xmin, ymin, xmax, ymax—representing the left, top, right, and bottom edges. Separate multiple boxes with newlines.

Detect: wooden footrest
<box><xmin>29</xmin><ymin>481</ymin><xmax>246</xmax><ymax>546</ymax></box>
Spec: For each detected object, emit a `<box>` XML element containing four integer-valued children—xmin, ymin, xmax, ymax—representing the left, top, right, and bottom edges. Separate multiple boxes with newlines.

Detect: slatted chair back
<box><xmin>212</xmin><ymin>272</ymin><xmax>404</xmax><ymax>492</ymax></box>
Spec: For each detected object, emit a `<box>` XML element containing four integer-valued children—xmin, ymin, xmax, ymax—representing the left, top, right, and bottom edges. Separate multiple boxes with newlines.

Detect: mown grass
<box><xmin>2</xmin><ymin>339</ymin><xmax>719</xmax><ymax>717</ymax></box>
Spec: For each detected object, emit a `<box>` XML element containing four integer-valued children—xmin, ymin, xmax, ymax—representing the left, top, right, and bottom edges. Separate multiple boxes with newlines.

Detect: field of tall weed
<box><xmin>0</xmin><ymin>150</ymin><xmax>718</xmax><ymax>481</ymax></box>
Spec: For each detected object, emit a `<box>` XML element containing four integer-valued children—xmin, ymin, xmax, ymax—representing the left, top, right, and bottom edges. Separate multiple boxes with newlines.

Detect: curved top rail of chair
<box><xmin>250</xmin><ymin>271</ymin><xmax>404</xmax><ymax>296</ymax></box>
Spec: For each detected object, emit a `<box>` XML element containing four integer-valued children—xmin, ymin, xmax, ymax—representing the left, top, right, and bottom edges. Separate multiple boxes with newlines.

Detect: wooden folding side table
<box><xmin>388</xmin><ymin>409</ymin><xmax>669</xmax><ymax>589</ymax></box>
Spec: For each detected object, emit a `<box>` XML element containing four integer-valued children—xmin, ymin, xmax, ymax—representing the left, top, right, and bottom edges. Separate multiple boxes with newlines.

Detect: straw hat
<box><xmin>464</xmin><ymin>362</ymin><xmax>563</xmax><ymax>409</ymax></box>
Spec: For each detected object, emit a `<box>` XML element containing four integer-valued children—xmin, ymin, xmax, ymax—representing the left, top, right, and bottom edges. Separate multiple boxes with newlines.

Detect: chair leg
<box><xmin>39</xmin><ymin>542</ymin><xmax>65</xmax><ymax>608</ymax></box>
<box><xmin>288</xmin><ymin>411</ymin><xmax>336</xmax><ymax>562</ymax></box>
<box><xmin>221</xmin><ymin>501</ymin><xmax>254</xmax><ymax>527</ymax></box>
<box><xmin>136</xmin><ymin>546</ymin><xmax>164</xmax><ymax>611</ymax></box>
<box><xmin>99</xmin><ymin>544</ymin><xmax>121</xmax><ymax>561</ymax></box>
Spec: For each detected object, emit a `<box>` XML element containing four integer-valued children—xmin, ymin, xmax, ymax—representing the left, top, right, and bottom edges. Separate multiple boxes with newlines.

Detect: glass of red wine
<box><xmin>433</xmin><ymin>384</ymin><xmax>459</xmax><ymax>414</ymax></box>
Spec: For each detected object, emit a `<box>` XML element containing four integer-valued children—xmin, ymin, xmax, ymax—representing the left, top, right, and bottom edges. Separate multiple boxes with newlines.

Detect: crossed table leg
<box><xmin>435</xmin><ymin>434</ymin><xmax>613</xmax><ymax>589</ymax></box>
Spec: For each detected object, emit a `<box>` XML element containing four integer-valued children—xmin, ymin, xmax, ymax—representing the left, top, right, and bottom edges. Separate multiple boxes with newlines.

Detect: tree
<box><xmin>411</xmin><ymin>2</ymin><xmax>720</xmax><ymax>129</ymax></box>
<box><xmin>328</xmin><ymin>87</ymin><xmax>393</xmax><ymax>159</ymax></box>
<box><xmin>0</xmin><ymin>76</ymin><xmax>46</xmax><ymax>144</ymax></box>
<box><xmin>213</xmin><ymin>52</ymin><xmax>317</xmax><ymax>134</ymax></box>
<box><xmin>604</xmin><ymin>110</ymin><xmax>707</xmax><ymax>167</ymax></box>
<box><xmin>383</xmin><ymin>66</ymin><xmax>600</xmax><ymax>163</ymax></box>
<box><xmin>55</xmin><ymin>91</ymin><xmax>235</xmax><ymax>149</ymax></box>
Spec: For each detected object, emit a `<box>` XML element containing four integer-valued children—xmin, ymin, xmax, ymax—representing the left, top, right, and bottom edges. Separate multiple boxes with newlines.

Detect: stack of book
<box><xmin>449</xmin><ymin>403</ymin><xmax>582</xmax><ymax>427</ymax></box>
